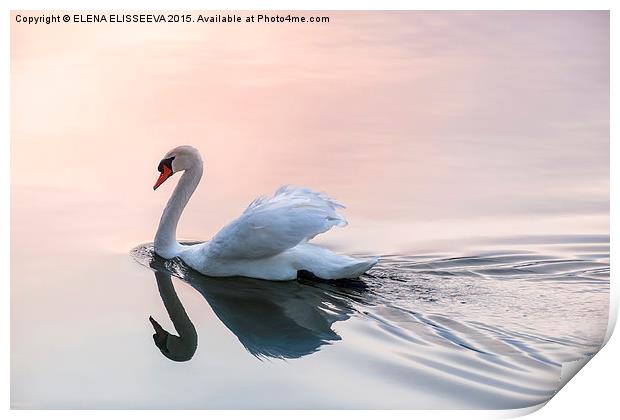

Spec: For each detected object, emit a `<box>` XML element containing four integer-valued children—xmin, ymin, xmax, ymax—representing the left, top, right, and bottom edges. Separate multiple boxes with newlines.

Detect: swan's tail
<box><xmin>294</xmin><ymin>243</ymin><xmax>379</xmax><ymax>280</ymax></box>
<box><xmin>339</xmin><ymin>256</ymin><xmax>379</xmax><ymax>279</ymax></box>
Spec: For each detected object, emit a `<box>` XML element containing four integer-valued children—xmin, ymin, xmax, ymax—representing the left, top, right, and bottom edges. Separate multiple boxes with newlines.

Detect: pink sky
<box><xmin>11</xmin><ymin>11</ymin><xmax>609</xmax><ymax>253</ymax></box>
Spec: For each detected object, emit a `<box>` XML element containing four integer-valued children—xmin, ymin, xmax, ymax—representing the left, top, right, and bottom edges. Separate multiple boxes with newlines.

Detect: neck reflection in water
<box><xmin>149</xmin><ymin>270</ymin><xmax>198</xmax><ymax>362</ymax></box>
<box><xmin>141</xmin><ymin>246</ymin><xmax>360</xmax><ymax>361</ymax></box>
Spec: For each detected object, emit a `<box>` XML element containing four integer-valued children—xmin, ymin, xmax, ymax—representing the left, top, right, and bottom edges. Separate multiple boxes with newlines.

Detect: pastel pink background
<box><xmin>12</xmin><ymin>11</ymin><xmax>609</xmax><ymax>254</ymax></box>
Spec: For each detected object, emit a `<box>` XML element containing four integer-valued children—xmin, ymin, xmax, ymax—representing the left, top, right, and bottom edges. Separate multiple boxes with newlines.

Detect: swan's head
<box><xmin>153</xmin><ymin>145</ymin><xmax>202</xmax><ymax>190</ymax></box>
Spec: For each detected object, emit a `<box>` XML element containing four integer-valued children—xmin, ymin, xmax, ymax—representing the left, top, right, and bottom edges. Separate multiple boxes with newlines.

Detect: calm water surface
<box><xmin>11</xmin><ymin>11</ymin><xmax>609</xmax><ymax>409</ymax></box>
<box><xmin>11</xmin><ymin>220</ymin><xmax>609</xmax><ymax>408</ymax></box>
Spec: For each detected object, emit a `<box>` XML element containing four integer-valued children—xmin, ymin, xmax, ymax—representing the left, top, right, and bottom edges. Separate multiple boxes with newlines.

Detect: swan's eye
<box><xmin>158</xmin><ymin>156</ymin><xmax>176</xmax><ymax>173</ymax></box>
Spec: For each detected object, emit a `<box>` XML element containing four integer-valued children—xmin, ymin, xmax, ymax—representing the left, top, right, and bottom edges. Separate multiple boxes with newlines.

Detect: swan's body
<box><xmin>153</xmin><ymin>146</ymin><xmax>378</xmax><ymax>281</ymax></box>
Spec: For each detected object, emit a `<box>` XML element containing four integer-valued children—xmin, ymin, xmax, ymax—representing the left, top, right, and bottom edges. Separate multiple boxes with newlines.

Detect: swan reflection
<box><xmin>149</xmin><ymin>270</ymin><xmax>198</xmax><ymax>361</ymax></box>
<box><xmin>140</xmin><ymin>246</ymin><xmax>360</xmax><ymax>361</ymax></box>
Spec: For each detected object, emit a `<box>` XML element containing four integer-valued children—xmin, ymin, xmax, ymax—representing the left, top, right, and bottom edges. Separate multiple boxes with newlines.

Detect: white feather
<box><xmin>207</xmin><ymin>186</ymin><xmax>347</xmax><ymax>260</ymax></box>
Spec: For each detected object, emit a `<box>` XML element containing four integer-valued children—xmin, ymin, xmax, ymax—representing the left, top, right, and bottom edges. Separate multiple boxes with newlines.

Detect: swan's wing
<box><xmin>207</xmin><ymin>186</ymin><xmax>347</xmax><ymax>259</ymax></box>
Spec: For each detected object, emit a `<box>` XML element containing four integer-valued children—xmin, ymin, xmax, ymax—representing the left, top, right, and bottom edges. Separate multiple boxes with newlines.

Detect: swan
<box><xmin>152</xmin><ymin>145</ymin><xmax>378</xmax><ymax>281</ymax></box>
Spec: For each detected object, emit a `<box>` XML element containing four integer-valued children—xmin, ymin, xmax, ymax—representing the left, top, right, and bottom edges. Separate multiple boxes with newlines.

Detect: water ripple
<box><xmin>131</xmin><ymin>234</ymin><xmax>608</xmax><ymax>408</ymax></box>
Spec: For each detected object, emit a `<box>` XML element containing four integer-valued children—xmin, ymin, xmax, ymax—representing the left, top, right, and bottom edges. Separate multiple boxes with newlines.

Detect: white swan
<box><xmin>152</xmin><ymin>145</ymin><xmax>378</xmax><ymax>281</ymax></box>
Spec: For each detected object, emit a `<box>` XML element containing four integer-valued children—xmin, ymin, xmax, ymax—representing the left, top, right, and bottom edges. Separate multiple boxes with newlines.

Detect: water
<box><xmin>122</xmin><ymin>236</ymin><xmax>608</xmax><ymax>409</ymax></box>
<box><xmin>11</xmin><ymin>230</ymin><xmax>608</xmax><ymax>409</ymax></box>
<box><xmin>11</xmin><ymin>11</ymin><xmax>609</xmax><ymax>409</ymax></box>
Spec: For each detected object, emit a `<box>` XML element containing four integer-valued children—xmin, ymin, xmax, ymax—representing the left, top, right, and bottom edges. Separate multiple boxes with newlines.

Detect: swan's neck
<box><xmin>154</xmin><ymin>162</ymin><xmax>203</xmax><ymax>258</ymax></box>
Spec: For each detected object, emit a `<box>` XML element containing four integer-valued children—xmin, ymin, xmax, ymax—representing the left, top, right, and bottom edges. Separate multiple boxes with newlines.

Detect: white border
<box><xmin>3</xmin><ymin>1</ymin><xmax>616</xmax><ymax>419</ymax></box>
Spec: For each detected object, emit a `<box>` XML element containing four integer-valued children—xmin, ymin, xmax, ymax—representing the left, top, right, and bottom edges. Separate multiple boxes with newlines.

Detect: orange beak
<box><xmin>153</xmin><ymin>165</ymin><xmax>173</xmax><ymax>190</ymax></box>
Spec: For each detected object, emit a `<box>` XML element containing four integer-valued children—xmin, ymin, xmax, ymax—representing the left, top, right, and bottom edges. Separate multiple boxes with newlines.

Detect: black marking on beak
<box><xmin>157</xmin><ymin>156</ymin><xmax>175</xmax><ymax>173</ymax></box>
